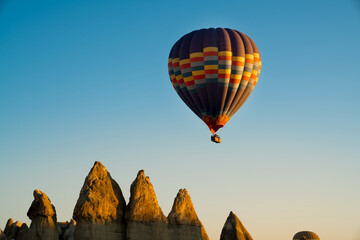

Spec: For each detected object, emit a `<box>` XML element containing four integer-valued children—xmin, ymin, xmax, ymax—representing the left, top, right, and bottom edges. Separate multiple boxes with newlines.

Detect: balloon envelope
<box><xmin>293</xmin><ymin>231</ymin><xmax>320</xmax><ymax>240</ymax></box>
<box><xmin>168</xmin><ymin>28</ymin><xmax>262</xmax><ymax>133</ymax></box>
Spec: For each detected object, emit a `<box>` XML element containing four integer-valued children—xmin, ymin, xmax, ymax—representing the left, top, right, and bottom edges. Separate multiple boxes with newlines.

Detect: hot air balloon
<box><xmin>168</xmin><ymin>28</ymin><xmax>262</xmax><ymax>143</ymax></box>
<box><xmin>293</xmin><ymin>231</ymin><xmax>320</xmax><ymax>240</ymax></box>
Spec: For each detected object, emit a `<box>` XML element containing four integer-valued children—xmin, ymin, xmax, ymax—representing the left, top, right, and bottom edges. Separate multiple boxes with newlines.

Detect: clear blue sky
<box><xmin>1</xmin><ymin>0</ymin><xmax>359</xmax><ymax>239</ymax></box>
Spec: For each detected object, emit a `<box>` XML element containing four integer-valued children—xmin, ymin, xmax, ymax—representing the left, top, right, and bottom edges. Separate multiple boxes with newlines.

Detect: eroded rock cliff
<box><xmin>220</xmin><ymin>211</ymin><xmax>253</xmax><ymax>240</ymax></box>
<box><xmin>168</xmin><ymin>188</ymin><xmax>209</xmax><ymax>240</ymax></box>
<box><xmin>2</xmin><ymin>161</ymin><xmax>255</xmax><ymax>240</ymax></box>
<box><xmin>125</xmin><ymin>170</ymin><xmax>168</xmax><ymax>240</ymax></box>
<box><xmin>73</xmin><ymin>161</ymin><xmax>126</xmax><ymax>240</ymax></box>
<box><xmin>26</xmin><ymin>189</ymin><xmax>59</xmax><ymax>240</ymax></box>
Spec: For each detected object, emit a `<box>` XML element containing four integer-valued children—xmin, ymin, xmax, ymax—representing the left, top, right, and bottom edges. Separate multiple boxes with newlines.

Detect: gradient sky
<box><xmin>1</xmin><ymin>0</ymin><xmax>360</xmax><ymax>239</ymax></box>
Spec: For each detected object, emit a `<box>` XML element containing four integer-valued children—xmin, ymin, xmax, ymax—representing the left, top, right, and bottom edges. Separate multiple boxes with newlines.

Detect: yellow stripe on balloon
<box><xmin>243</xmin><ymin>72</ymin><xmax>251</xmax><ymax>77</ymax></box>
<box><xmin>184</xmin><ymin>76</ymin><xmax>193</xmax><ymax>83</ymax></box>
<box><xmin>190</xmin><ymin>52</ymin><xmax>204</xmax><ymax>58</ymax></box>
<box><xmin>245</xmin><ymin>54</ymin><xmax>254</xmax><ymax>59</ymax></box>
<box><xmin>180</xmin><ymin>58</ymin><xmax>190</xmax><ymax>65</ymax></box>
<box><xmin>204</xmin><ymin>47</ymin><xmax>218</xmax><ymax>52</ymax></box>
<box><xmin>176</xmin><ymin>75</ymin><xmax>183</xmax><ymax>81</ymax></box>
<box><xmin>232</xmin><ymin>56</ymin><xmax>245</xmax><ymax>62</ymax></box>
<box><xmin>193</xmin><ymin>70</ymin><xmax>205</xmax><ymax>76</ymax></box>
<box><xmin>231</xmin><ymin>74</ymin><xmax>242</xmax><ymax>79</ymax></box>
<box><xmin>204</xmin><ymin>65</ymin><xmax>218</xmax><ymax>70</ymax></box>
<box><xmin>219</xmin><ymin>69</ymin><xmax>231</xmax><ymax>74</ymax></box>
<box><xmin>218</xmin><ymin>51</ymin><xmax>232</xmax><ymax>56</ymax></box>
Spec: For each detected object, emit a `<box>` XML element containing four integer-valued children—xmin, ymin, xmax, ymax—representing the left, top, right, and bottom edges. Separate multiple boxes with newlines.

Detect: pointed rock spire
<box><xmin>4</xmin><ymin>218</ymin><xmax>13</xmax><ymax>236</ymax></box>
<box><xmin>168</xmin><ymin>189</ymin><xmax>201</xmax><ymax>226</ymax></box>
<box><xmin>125</xmin><ymin>170</ymin><xmax>167</xmax><ymax>222</ymax></box>
<box><xmin>168</xmin><ymin>189</ymin><xmax>209</xmax><ymax>240</ymax></box>
<box><xmin>73</xmin><ymin>161</ymin><xmax>126</xmax><ymax>222</ymax></box>
<box><xmin>220</xmin><ymin>211</ymin><xmax>253</xmax><ymax>240</ymax></box>
<box><xmin>73</xmin><ymin>162</ymin><xmax>126</xmax><ymax>240</ymax></box>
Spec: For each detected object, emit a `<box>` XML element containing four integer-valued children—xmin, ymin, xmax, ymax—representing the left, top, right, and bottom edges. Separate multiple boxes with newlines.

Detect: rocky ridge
<box><xmin>1</xmin><ymin>161</ymin><xmax>254</xmax><ymax>240</ymax></box>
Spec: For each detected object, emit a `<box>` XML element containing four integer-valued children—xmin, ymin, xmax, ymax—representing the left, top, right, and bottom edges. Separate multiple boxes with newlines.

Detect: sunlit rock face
<box><xmin>168</xmin><ymin>189</ymin><xmax>201</xmax><ymax>226</ymax></box>
<box><xmin>125</xmin><ymin>170</ymin><xmax>167</xmax><ymax>222</ymax></box>
<box><xmin>26</xmin><ymin>189</ymin><xmax>59</xmax><ymax>240</ymax></box>
<box><xmin>220</xmin><ymin>211</ymin><xmax>253</xmax><ymax>240</ymax></box>
<box><xmin>168</xmin><ymin>189</ymin><xmax>209</xmax><ymax>240</ymax></box>
<box><xmin>2</xmin><ymin>218</ymin><xmax>28</xmax><ymax>240</ymax></box>
<box><xmin>1</xmin><ymin>162</ymin><xmax>219</xmax><ymax>240</ymax></box>
<box><xmin>73</xmin><ymin>161</ymin><xmax>126</xmax><ymax>240</ymax></box>
<box><xmin>125</xmin><ymin>170</ymin><xmax>168</xmax><ymax>240</ymax></box>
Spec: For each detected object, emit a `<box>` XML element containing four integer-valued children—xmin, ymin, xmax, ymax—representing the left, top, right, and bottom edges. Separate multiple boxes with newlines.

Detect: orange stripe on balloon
<box><xmin>232</xmin><ymin>61</ymin><xmax>244</xmax><ymax>66</ymax></box>
<box><xmin>219</xmin><ymin>56</ymin><xmax>231</xmax><ymax>60</ymax></box>
<box><xmin>219</xmin><ymin>74</ymin><xmax>231</xmax><ymax>78</ymax></box>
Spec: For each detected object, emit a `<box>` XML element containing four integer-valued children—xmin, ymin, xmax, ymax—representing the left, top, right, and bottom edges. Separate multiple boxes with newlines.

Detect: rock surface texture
<box><xmin>3</xmin><ymin>218</ymin><xmax>13</xmax><ymax>237</ymax></box>
<box><xmin>2</xmin><ymin>161</ymin><xmax>245</xmax><ymax>240</ymax></box>
<box><xmin>26</xmin><ymin>189</ymin><xmax>59</xmax><ymax>240</ymax></box>
<box><xmin>3</xmin><ymin>218</ymin><xmax>28</xmax><ymax>240</ymax></box>
<box><xmin>58</xmin><ymin>220</ymin><xmax>76</xmax><ymax>240</ymax></box>
<box><xmin>220</xmin><ymin>211</ymin><xmax>253</xmax><ymax>240</ymax></box>
<box><xmin>125</xmin><ymin>170</ymin><xmax>167</xmax><ymax>223</ymax></box>
<box><xmin>73</xmin><ymin>161</ymin><xmax>126</xmax><ymax>240</ymax></box>
<box><xmin>168</xmin><ymin>189</ymin><xmax>201</xmax><ymax>226</ymax></box>
<box><xmin>125</xmin><ymin>170</ymin><xmax>168</xmax><ymax>240</ymax></box>
<box><xmin>16</xmin><ymin>223</ymin><xmax>29</xmax><ymax>240</ymax></box>
<box><xmin>168</xmin><ymin>189</ymin><xmax>209</xmax><ymax>240</ymax></box>
<box><xmin>0</xmin><ymin>228</ymin><xmax>6</xmax><ymax>240</ymax></box>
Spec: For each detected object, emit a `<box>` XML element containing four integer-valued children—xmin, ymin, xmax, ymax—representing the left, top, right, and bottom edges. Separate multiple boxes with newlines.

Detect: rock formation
<box><xmin>73</xmin><ymin>161</ymin><xmax>126</xmax><ymax>240</ymax></box>
<box><xmin>58</xmin><ymin>219</ymin><xmax>76</xmax><ymax>240</ymax></box>
<box><xmin>0</xmin><ymin>228</ymin><xmax>6</xmax><ymax>240</ymax></box>
<box><xmin>26</xmin><ymin>189</ymin><xmax>59</xmax><ymax>240</ymax></box>
<box><xmin>16</xmin><ymin>223</ymin><xmax>29</xmax><ymax>240</ymax></box>
<box><xmin>125</xmin><ymin>170</ymin><xmax>168</xmax><ymax>240</ymax></box>
<box><xmin>220</xmin><ymin>211</ymin><xmax>253</xmax><ymax>240</ymax></box>
<box><xmin>3</xmin><ymin>218</ymin><xmax>13</xmax><ymax>237</ymax></box>
<box><xmin>2</xmin><ymin>218</ymin><xmax>29</xmax><ymax>240</ymax></box>
<box><xmin>168</xmin><ymin>189</ymin><xmax>201</xmax><ymax>226</ymax></box>
<box><xmin>2</xmin><ymin>162</ymin><xmax>253</xmax><ymax>240</ymax></box>
<box><xmin>168</xmin><ymin>189</ymin><xmax>209</xmax><ymax>240</ymax></box>
<box><xmin>125</xmin><ymin>170</ymin><xmax>167</xmax><ymax>222</ymax></box>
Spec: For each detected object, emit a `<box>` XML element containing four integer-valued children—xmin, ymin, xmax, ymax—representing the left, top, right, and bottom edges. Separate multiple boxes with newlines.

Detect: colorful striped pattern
<box><xmin>168</xmin><ymin>28</ymin><xmax>262</xmax><ymax>134</ymax></box>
